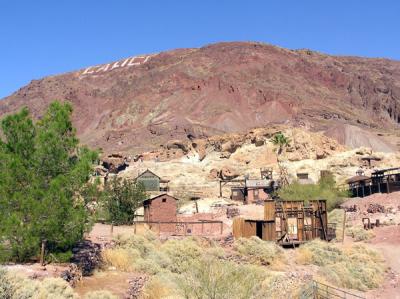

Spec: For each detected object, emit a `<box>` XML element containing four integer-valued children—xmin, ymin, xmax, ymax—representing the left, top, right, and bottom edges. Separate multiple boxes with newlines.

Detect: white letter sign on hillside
<box><xmin>81</xmin><ymin>55</ymin><xmax>152</xmax><ymax>76</ymax></box>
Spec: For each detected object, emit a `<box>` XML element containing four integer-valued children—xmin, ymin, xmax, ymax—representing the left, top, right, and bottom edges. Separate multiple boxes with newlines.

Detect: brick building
<box><xmin>143</xmin><ymin>194</ymin><xmax>178</xmax><ymax>232</ymax></box>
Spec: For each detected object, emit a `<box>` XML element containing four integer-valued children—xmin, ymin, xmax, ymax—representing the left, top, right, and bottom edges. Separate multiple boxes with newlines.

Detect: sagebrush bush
<box><xmin>161</xmin><ymin>238</ymin><xmax>204</xmax><ymax>274</ymax></box>
<box><xmin>296</xmin><ymin>240</ymin><xmax>385</xmax><ymax>291</ymax></box>
<box><xmin>346</xmin><ymin>226</ymin><xmax>375</xmax><ymax>242</ymax></box>
<box><xmin>177</xmin><ymin>256</ymin><xmax>266</xmax><ymax>299</ymax></box>
<box><xmin>0</xmin><ymin>269</ymin><xmax>77</xmax><ymax>299</ymax></box>
<box><xmin>84</xmin><ymin>290</ymin><xmax>118</xmax><ymax>299</ymax></box>
<box><xmin>0</xmin><ymin>268</ymin><xmax>14</xmax><ymax>299</ymax></box>
<box><xmin>233</xmin><ymin>237</ymin><xmax>285</xmax><ymax>267</ymax></box>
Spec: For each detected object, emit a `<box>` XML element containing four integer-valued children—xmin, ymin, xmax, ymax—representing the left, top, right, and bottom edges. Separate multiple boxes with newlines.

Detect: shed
<box><xmin>135</xmin><ymin>169</ymin><xmax>161</xmax><ymax>191</ymax></box>
<box><xmin>233</xmin><ymin>199</ymin><xmax>334</xmax><ymax>245</ymax></box>
<box><xmin>143</xmin><ymin>193</ymin><xmax>178</xmax><ymax>223</ymax></box>
<box><xmin>143</xmin><ymin>194</ymin><xmax>178</xmax><ymax>233</ymax></box>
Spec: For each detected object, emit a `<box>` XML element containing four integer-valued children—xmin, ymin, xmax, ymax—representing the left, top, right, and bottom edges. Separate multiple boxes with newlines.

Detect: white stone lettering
<box><xmin>127</xmin><ymin>56</ymin><xmax>142</xmax><ymax>66</ymax></box>
<box><xmin>80</xmin><ymin>54</ymin><xmax>152</xmax><ymax>76</ymax></box>
<box><xmin>82</xmin><ymin>66</ymin><xmax>96</xmax><ymax>75</ymax></box>
<box><xmin>110</xmin><ymin>61</ymin><xmax>121</xmax><ymax>70</ymax></box>
<box><xmin>96</xmin><ymin>64</ymin><xmax>110</xmax><ymax>72</ymax></box>
<box><xmin>120</xmin><ymin>58</ymin><xmax>130</xmax><ymax>67</ymax></box>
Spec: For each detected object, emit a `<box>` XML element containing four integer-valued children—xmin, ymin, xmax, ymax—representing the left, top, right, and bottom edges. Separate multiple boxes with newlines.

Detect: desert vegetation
<box><xmin>98</xmin><ymin>230</ymin><xmax>386</xmax><ymax>298</ymax></box>
<box><xmin>101</xmin><ymin>177</ymin><xmax>147</xmax><ymax>225</ymax></box>
<box><xmin>277</xmin><ymin>173</ymin><xmax>349</xmax><ymax>211</ymax></box>
<box><xmin>0</xmin><ymin>102</ymin><xmax>98</xmax><ymax>262</ymax></box>
<box><xmin>296</xmin><ymin>240</ymin><xmax>385</xmax><ymax>291</ymax></box>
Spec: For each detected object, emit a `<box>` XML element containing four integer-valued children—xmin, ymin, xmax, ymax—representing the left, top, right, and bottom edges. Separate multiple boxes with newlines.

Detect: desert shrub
<box><xmin>0</xmin><ymin>268</ymin><xmax>14</xmax><ymax>299</ymax></box>
<box><xmin>84</xmin><ymin>290</ymin><xmax>118</xmax><ymax>299</ymax></box>
<box><xmin>1</xmin><ymin>270</ymin><xmax>77</xmax><ymax>299</ymax></box>
<box><xmin>328</xmin><ymin>209</ymin><xmax>345</xmax><ymax>241</ymax></box>
<box><xmin>233</xmin><ymin>237</ymin><xmax>284</xmax><ymax>267</ymax></box>
<box><xmin>117</xmin><ymin>233</ymin><xmax>158</xmax><ymax>257</ymax></box>
<box><xmin>161</xmin><ymin>238</ymin><xmax>204</xmax><ymax>273</ymax></box>
<box><xmin>101</xmin><ymin>247</ymin><xmax>140</xmax><ymax>272</ymax></box>
<box><xmin>346</xmin><ymin>226</ymin><xmax>375</xmax><ymax>242</ymax></box>
<box><xmin>46</xmin><ymin>250</ymin><xmax>74</xmax><ymax>263</ymax></box>
<box><xmin>38</xmin><ymin>278</ymin><xmax>77</xmax><ymax>298</ymax></box>
<box><xmin>296</xmin><ymin>240</ymin><xmax>385</xmax><ymax>290</ymax></box>
<box><xmin>277</xmin><ymin>174</ymin><xmax>349</xmax><ymax>211</ymax></box>
<box><xmin>141</xmin><ymin>276</ymin><xmax>177</xmax><ymax>299</ymax></box>
<box><xmin>177</xmin><ymin>256</ymin><xmax>266</xmax><ymax>299</ymax></box>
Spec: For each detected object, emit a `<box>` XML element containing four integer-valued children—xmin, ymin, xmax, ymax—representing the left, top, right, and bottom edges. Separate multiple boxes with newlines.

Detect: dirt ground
<box><xmin>366</xmin><ymin>225</ymin><xmax>400</xmax><ymax>299</ymax></box>
<box><xmin>340</xmin><ymin>192</ymin><xmax>400</xmax><ymax>299</ymax></box>
<box><xmin>74</xmin><ymin>271</ymin><xmax>135</xmax><ymax>298</ymax></box>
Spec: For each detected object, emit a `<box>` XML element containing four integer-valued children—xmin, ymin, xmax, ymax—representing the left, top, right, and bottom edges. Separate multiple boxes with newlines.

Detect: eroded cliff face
<box><xmin>1</xmin><ymin>42</ymin><xmax>400</xmax><ymax>155</ymax></box>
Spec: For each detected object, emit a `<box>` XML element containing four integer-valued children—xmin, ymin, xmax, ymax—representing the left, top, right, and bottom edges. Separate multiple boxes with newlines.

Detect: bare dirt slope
<box><xmin>1</xmin><ymin>42</ymin><xmax>400</xmax><ymax>155</ymax></box>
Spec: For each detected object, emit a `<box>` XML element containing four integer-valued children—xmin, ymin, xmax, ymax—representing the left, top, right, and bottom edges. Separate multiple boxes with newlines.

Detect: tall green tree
<box><xmin>0</xmin><ymin>101</ymin><xmax>98</xmax><ymax>262</ymax></box>
<box><xmin>102</xmin><ymin>177</ymin><xmax>146</xmax><ymax>225</ymax></box>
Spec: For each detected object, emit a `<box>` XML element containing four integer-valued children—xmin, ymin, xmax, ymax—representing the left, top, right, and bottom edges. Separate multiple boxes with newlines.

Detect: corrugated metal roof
<box><xmin>245</xmin><ymin>179</ymin><xmax>269</xmax><ymax>188</ymax></box>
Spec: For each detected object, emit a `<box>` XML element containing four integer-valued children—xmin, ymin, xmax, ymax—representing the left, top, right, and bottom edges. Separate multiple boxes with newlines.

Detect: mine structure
<box><xmin>224</xmin><ymin>168</ymin><xmax>278</xmax><ymax>202</ymax></box>
<box><xmin>346</xmin><ymin>167</ymin><xmax>400</xmax><ymax>197</ymax></box>
<box><xmin>233</xmin><ymin>199</ymin><xmax>336</xmax><ymax>246</ymax></box>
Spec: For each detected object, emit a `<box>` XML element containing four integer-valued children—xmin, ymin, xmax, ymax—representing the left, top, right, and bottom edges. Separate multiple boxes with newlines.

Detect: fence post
<box><xmin>314</xmin><ymin>281</ymin><xmax>318</xmax><ymax>298</ymax></box>
<box><xmin>40</xmin><ymin>240</ymin><xmax>46</xmax><ymax>266</ymax></box>
<box><xmin>134</xmin><ymin>222</ymin><xmax>137</xmax><ymax>234</ymax></box>
<box><xmin>201</xmin><ymin>222</ymin><xmax>204</xmax><ymax>235</ymax></box>
<box><xmin>342</xmin><ymin>211</ymin><xmax>346</xmax><ymax>244</ymax></box>
<box><xmin>220</xmin><ymin>222</ymin><xmax>223</xmax><ymax>234</ymax></box>
<box><xmin>110</xmin><ymin>222</ymin><xmax>114</xmax><ymax>236</ymax></box>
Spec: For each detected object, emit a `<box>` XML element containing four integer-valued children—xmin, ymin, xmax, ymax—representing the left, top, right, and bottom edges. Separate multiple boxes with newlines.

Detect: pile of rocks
<box><xmin>125</xmin><ymin>275</ymin><xmax>149</xmax><ymax>299</ymax></box>
<box><xmin>60</xmin><ymin>264</ymin><xmax>82</xmax><ymax>287</ymax></box>
<box><xmin>367</xmin><ymin>203</ymin><xmax>385</xmax><ymax>213</ymax></box>
<box><xmin>70</xmin><ymin>240</ymin><xmax>101</xmax><ymax>276</ymax></box>
<box><xmin>226</xmin><ymin>207</ymin><xmax>240</xmax><ymax>218</ymax></box>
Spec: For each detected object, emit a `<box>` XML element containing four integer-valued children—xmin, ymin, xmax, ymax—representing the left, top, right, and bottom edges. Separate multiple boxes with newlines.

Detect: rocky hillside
<box><xmin>1</xmin><ymin>42</ymin><xmax>400</xmax><ymax>155</ymax></box>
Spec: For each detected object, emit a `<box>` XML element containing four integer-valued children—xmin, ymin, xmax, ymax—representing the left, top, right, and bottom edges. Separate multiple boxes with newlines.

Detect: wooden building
<box><xmin>135</xmin><ymin>169</ymin><xmax>169</xmax><ymax>192</ymax></box>
<box><xmin>233</xmin><ymin>199</ymin><xmax>335</xmax><ymax>245</ymax></box>
<box><xmin>347</xmin><ymin>167</ymin><xmax>400</xmax><ymax>197</ymax></box>
<box><xmin>230</xmin><ymin>179</ymin><xmax>273</xmax><ymax>204</ymax></box>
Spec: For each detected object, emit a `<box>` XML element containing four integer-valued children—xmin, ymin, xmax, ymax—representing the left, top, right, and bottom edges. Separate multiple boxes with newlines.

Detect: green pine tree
<box><xmin>0</xmin><ymin>101</ymin><xmax>98</xmax><ymax>262</ymax></box>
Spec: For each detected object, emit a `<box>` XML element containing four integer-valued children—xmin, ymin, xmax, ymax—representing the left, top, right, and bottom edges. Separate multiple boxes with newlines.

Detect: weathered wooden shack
<box><xmin>233</xmin><ymin>199</ymin><xmax>334</xmax><ymax>245</ymax></box>
<box><xmin>135</xmin><ymin>169</ymin><xmax>169</xmax><ymax>192</ymax></box>
<box><xmin>230</xmin><ymin>179</ymin><xmax>273</xmax><ymax>203</ymax></box>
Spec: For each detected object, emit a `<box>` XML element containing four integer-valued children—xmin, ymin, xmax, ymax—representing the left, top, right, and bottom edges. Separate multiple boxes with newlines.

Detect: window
<box><xmin>162</xmin><ymin>198</ymin><xmax>167</xmax><ymax>203</ymax></box>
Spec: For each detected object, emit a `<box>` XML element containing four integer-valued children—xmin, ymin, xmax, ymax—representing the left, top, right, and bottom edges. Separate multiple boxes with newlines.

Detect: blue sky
<box><xmin>1</xmin><ymin>1</ymin><xmax>399</xmax><ymax>99</ymax></box>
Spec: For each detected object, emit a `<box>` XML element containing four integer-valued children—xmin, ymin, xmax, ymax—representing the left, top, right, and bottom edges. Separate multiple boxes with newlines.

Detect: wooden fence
<box><xmin>132</xmin><ymin>220</ymin><xmax>224</xmax><ymax>236</ymax></box>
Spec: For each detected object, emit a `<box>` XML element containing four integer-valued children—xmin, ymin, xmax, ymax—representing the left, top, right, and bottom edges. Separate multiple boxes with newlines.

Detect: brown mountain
<box><xmin>1</xmin><ymin>41</ymin><xmax>400</xmax><ymax>155</ymax></box>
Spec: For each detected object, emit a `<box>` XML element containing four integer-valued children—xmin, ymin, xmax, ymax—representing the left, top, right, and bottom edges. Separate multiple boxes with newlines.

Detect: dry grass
<box><xmin>296</xmin><ymin>240</ymin><xmax>385</xmax><ymax>291</ymax></box>
<box><xmin>101</xmin><ymin>247</ymin><xmax>139</xmax><ymax>272</ymax></box>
